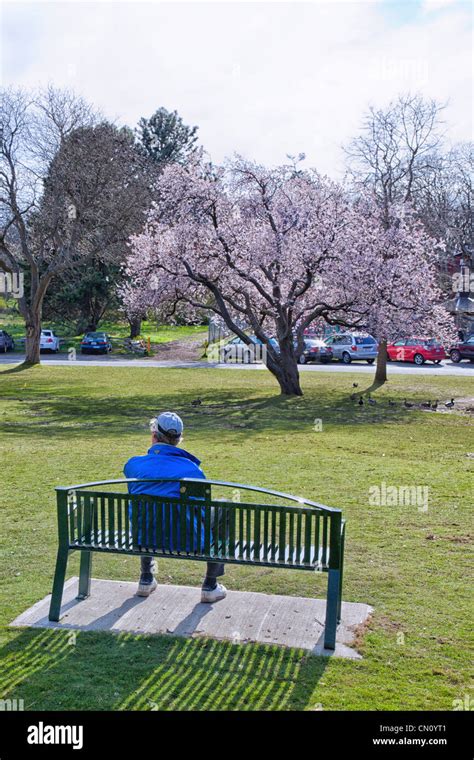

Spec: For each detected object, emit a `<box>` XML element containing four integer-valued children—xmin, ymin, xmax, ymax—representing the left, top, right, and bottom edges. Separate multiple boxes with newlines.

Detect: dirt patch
<box><xmin>151</xmin><ymin>336</ymin><xmax>207</xmax><ymax>362</ymax></box>
<box><xmin>440</xmin><ymin>534</ymin><xmax>473</xmax><ymax>545</ymax></box>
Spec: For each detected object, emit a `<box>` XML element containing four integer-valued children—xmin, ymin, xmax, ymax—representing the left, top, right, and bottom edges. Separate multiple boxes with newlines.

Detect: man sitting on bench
<box><xmin>123</xmin><ymin>411</ymin><xmax>226</xmax><ymax>603</ymax></box>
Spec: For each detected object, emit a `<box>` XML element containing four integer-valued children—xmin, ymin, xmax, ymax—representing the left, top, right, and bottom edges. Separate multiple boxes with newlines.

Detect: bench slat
<box><xmin>70</xmin><ymin>491</ymin><xmax>339</xmax><ymax>571</ymax></box>
<box><xmin>69</xmin><ymin>530</ymin><xmax>328</xmax><ymax>569</ymax></box>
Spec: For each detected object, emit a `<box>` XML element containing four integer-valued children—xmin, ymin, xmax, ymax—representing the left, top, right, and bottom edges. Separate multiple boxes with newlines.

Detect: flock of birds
<box><xmin>192</xmin><ymin>388</ymin><xmax>460</xmax><ymax>413</ymax></box>
<box><xmin>349</xmin><ymin>383</ymin><xmax>455</xmax><ymax>410</ymax></box>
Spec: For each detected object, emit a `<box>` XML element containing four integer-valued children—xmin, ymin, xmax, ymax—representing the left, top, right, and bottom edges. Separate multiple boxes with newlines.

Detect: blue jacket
<box><xmin>123</xmin><ymin>444</ymin><xmax>206</xmax><ymax>551</ymax></box>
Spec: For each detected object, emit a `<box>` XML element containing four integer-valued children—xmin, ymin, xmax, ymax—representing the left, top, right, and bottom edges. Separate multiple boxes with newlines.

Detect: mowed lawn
<box><xmin>0</xmin><ymin>364</ymin><xmax>472</xmax><ymax>711</ymax></box>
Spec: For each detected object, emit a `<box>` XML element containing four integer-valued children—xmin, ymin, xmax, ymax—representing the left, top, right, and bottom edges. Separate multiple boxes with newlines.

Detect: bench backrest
<box><xmin>56</xmin><ymin>479</ymin><xmax>344</xmax><ymax>571</ymax></box>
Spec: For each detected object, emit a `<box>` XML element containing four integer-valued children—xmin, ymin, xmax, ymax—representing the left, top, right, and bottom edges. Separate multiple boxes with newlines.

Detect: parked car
<box><xmin>324</xmin><ymin>333</ymin><xmax>378</xmax><ymax>364</ymax></box>
<box><xmin>387</xmin><ymin>338</ymin><xmax>446</xmax><ymax>365</ymax></box>
<box><xmin>80</xmin><ymin>332</ymin><xmax>112</xmax><ymax>354</ymax></box>
<box><xmin>0</xmin><ymin>329</ymin><xmax>15</xmax><ymax>353</ymax></box>
<box><xmin>40</xmin><ymin>329</ymin><xmax>60</xmax><ymax>353</ymax></box>
<box><xmin>296</xmin><ymin>338</ymin><xmax>333</xmax><ymax>364</ymax></box>
<box><xmin>448</xmin><ymin>336</ymin><xmax>474</xmax><ymax>363</ymax></box>
<box><xmin>220</xmin><ymin>335</ymin><xmax>279</xmax><ymax>363</ymax></box>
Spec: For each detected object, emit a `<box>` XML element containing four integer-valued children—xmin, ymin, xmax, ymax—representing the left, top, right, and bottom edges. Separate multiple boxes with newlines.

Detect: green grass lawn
<box><xmin>0</xmin><ymin>305</ymin><xmax>207</xmax><ymax>353</ymax></box>
<box><xmin>0</xmin><ymin>364</ymin><xmax>472</xmax><ymax>710</ymax></box>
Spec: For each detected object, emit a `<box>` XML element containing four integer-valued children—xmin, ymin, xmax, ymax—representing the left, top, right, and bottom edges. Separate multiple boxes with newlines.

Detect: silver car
<box><xmin>324</xmin><ymin>333</ymin><xmax>378</xmax><ymax>364</ymax></box>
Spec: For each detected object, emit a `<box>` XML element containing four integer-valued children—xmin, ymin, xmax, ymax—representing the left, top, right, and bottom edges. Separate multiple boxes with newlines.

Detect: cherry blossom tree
<box><xmin>124</xmin><ymin>157</ymin><xmax>454</xmax><ymax>395</ymax></box>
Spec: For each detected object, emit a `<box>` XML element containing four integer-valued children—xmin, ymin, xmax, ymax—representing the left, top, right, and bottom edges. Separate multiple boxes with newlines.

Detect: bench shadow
<box><xmin>1</xmin><ymin>623</ymin><xmax>328</xmax><ymax>711</ymax></box>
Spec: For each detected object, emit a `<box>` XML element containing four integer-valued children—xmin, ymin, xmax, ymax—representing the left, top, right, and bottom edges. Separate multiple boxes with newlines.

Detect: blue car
<box><xmin>80</xmin><ymin>331</ymin><xmax>112</xmax><ymax>355</ymax></box>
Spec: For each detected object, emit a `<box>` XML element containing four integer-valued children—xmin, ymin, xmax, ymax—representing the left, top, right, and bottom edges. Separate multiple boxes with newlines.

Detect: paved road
<box><xmin>1</xmin><ymin>353</ymin><xmax>474</xmax><ymax>377</ymax></box>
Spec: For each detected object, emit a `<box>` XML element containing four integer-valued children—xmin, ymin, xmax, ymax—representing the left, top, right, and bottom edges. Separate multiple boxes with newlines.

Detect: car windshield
<box><xmin>42</xmin><ymin>331</ymin><xmax>52</xmax><ymax>336</ymax></box>
<box><xmin>86</xmin><ymin>333</ymin><xmax>106</xmax><ymax>339</ymax></box>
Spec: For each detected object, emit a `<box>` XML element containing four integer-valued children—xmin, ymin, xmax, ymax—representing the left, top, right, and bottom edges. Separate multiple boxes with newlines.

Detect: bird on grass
<box><xmin>445</xmin><ymin>398</ymin><xmax>455</xmax><ymax>408</ymax></box>
<box><xmin>431</xmin><ymin>400</ymin><xmax>438</xmax><ymax>411</ymax></box>
<box><xmin>352</xmin><ymin>383</ymin><xmax>358</xmax><ymax>388</ymax></box>
<box><xmin>388</xmin><ymin>400</ymin><xmax>397</xmax><ymax>407</ymax></box>
<box><xmin>191</xmin><ymin>398</ymin><xmax>202</xmax><ymax>406</ymax></box>
<box><xmin>421</xmin><ymin>400</ymin><xmax>431</xmax><ymax>409</ymax></box>
<box><xmin>368</xmin><ymin>395</ymin><xmax>377</xmax><ymax>406</ymax></box>
<box><xmin>404</xmin><ymin>399</ymin><xmax>414</xmax><ymax>408</ymax></box>
<box><xmin>358</xmin><ymin>396</ymin><xmax>364</xmax><ymax>406</ymax></box>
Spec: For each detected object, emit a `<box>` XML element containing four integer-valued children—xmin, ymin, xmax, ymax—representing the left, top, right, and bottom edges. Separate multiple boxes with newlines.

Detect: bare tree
<box><xmin>0</xmin><ymin>87</ymin><xmax>151</xmax><ymax>363</ymax></box>
<box><xmin>417</xmin><ymin>142</ymin><xmax>473</xmax><ymax>273</ymax></box>
<box><xmin>345</xmin><ymin>93</ymin><xmax>446</xmax><ymax>227</ymax></box>
<box><xmin>345</xmin><ymin>93</ymin><xmax>451</xmax><ymax>380</ymax></box>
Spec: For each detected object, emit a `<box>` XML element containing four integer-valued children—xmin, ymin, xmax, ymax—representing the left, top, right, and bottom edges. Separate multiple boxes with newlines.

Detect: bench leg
<box><xmin>337</xmin><ymin>571</ymin><xmax>343</xmax><ymax>624</ymax></box>
<box><xmin>324</xmin><ymin>569</ymin><xmax>340</xmax><ymax>650</ymax></box>
<box><xmin>337</xmin><ymin>526</ymin><xmax>345</xmax><ymax>624</ymax></box>
<box><xmin>77</xmin><ymin>551</ymin><xmax>92</xmax><ymax>600</ymax></box>
<box><xmin>49</xmin><ymin>548</ymin><xmax>69</xmax><ymax>622</ymax></box>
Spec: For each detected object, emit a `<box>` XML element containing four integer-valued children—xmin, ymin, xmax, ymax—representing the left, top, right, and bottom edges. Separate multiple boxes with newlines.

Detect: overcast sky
<box><xmin>2</xmin><ymin>0</ymin><xmax>472</xmax><ymax>179</ymax></box>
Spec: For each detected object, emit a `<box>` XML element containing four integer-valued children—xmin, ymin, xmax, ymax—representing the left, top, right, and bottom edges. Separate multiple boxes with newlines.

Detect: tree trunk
<box><xmin>74</xmin><ymin>317</ymin><xmax>89</xmax><ymax>336</ymax></box>
<box><xmin>268</xmin><ymin>341</ymin><xmax>303</xmax><ymax>396</ymax></box>
<box><xmin>128</xmin><ymin>316</ymin><xmax>142</xmax><ymax>339</ymax></box>
<box><xmin>374</xmin><ymin>337</ymin><xmax>388</xmax><ymax>384</ymax></box>
<box><xmin>24</xmin><ymin>310</ymin><xmax>42</xmax><ymax>365</ymax></box>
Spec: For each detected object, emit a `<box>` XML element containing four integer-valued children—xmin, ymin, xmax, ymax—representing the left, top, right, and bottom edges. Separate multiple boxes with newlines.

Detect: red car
<box><xmin>448</xmin><ymin>336</ymin><xmax>474</xmax><ymax>363</ymax></box>
<box><xmin>387</xmin><ymin>338</ymin><xmax>446</xmax><ymax>365</ymax></box>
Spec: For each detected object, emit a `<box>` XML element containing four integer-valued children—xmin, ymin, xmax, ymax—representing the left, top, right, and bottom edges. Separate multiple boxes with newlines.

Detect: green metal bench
<box><xmin>48</xmin><ymin>478</ymin><xmax>346</xmax><ymax>650</ymax></box>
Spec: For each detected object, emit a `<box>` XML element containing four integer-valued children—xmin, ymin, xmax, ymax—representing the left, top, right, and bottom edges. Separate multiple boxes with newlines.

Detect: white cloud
<box><xmin>2</xmin><ymin>1</ymin><xmax>472</xmax><ymax>179</ymax></box>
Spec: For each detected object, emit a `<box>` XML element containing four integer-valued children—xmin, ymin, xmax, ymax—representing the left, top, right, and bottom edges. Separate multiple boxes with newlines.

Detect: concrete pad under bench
<box><xmin>10</xmin><ymin>577</ymin><xmax>372</xmax><ymax>659</ymax></box>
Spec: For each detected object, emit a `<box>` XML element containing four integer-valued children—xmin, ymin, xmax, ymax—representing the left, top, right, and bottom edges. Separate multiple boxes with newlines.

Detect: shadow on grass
<box><xmin>0</xmin><ymin>626</ymin><xmax>327</xmax><ymax>711</ymax></box>
<box><xmin>0</xmin><ymin>385</ymin><xmax>417</xmax><ymax>440</ymax></box>
<box><xmin>0</xmin><ymin>361</ymin><xmax>38</xmax><ymax>376</ymax></box>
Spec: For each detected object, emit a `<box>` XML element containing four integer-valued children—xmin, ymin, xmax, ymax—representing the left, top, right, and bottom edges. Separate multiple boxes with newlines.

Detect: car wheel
<box><xmin>413</xmin><ymin>353</ymin><xmax>425</xmax><ymax>365</ymax></box>
<box><xmin>366</xmin><ymin>359</ymin><xmax>375</xmax><ymax>364</ymax></box>
<box><xmin>299</xmin><ymin>354</ymin><xmax>306</xmax><ymax>364</ymax></box>
<box><xmin>450</xmin><ymin>350</ymin><xmax>461</xmax><ymax>363</ymax></box>
<box><xmin>342</xmin><ymin>352</ymin><xmax>351</xmax><ymax>364</ymax></box>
